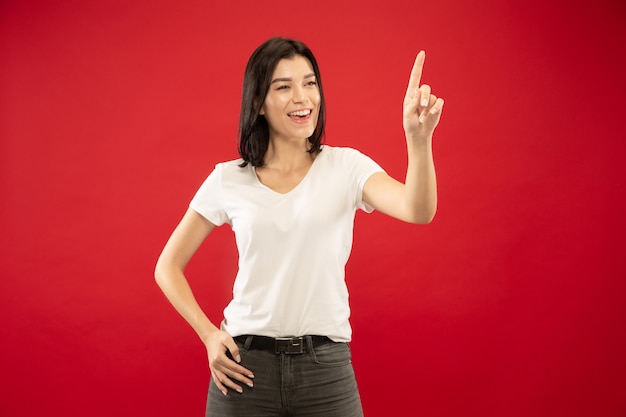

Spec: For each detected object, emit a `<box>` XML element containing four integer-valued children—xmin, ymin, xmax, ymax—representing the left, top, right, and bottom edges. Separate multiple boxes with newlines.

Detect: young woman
<box><xmin>155</xmin><ymin>37</ymin><xmax>444</xmax><ymax>417</ymax></box>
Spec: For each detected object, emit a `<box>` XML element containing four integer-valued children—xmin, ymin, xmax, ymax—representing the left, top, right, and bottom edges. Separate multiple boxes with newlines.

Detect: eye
<box><xmin>276</xmin><ymin>85</ymin><xmax>290</xmax><ymax>90</ymax></box>
<box><xmin>306</xmin><ymin>80</ymin><xmax>317</xmax><ymax>87</ymax></box>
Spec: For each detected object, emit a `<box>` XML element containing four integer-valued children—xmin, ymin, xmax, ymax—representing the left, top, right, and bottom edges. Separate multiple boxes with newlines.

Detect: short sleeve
<box><xmin>189</xmin><ymin>164</ymin><xmax>229</xmax><ymax>226</ymax></box>
<box><xmin>343</xmin><ymin>148</ymin><xmax>385</xmax><ymax>213</ymax></box>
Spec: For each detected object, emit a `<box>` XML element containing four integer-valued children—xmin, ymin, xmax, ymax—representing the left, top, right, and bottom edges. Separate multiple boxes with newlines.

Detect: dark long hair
<box><xmin>238</xmin><ymin>37</ymin><xmax>326</xmax><ymax>167</ymax></box>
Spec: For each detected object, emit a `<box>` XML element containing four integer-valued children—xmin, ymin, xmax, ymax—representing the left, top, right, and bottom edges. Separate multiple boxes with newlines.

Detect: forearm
<box><xmin>154</xmin><ymin>208</ymin><xmax>220</xmax><ymax>343</ymax></box>
<box><xmin>398</xmin><ymin>49</ymin><xmax>442</xmax><ymax>224</ymax></box>
<box><xmin>155</xmin><ymin>265</ymin><xmax>219</xmax><ymax>343</ymax></box>
<box><xmin>404</xmin><ymin>134</ymin><xmax>437</xmax><ymax>223</ymax></box>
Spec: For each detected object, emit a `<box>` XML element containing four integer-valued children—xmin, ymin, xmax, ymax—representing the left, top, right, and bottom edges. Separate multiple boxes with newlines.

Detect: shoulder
<box><xmin>196</xmin><ymin>158</ymin><xmax>253</xmax><ymax>190</ymax></box>
<box><xmin>214</xmin><ymin>158</ymin><xmax>246</xmax><ymax>170</ymax></box>
<box><xmin>320</xmin><ymin>145</ymin><xmax>385</xmax><ymax>182</ymax></box>
<box><xmin>212</xmin><ymin>158</ymin><xmax>251</xmax><ymax>178</ymax></box>
<box><xmin>319</xmin><ymin>145</ymin><xmax>368</xmax><ymax>162</ymax></box>
<box><xmin>320</xmin><ymin>145</ymin><xmax>377</xmax><ymax>166</ymax></box>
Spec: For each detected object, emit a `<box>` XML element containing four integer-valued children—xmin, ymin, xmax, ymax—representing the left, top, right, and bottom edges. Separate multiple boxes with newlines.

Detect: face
<box><xmin>260</xmin><ymin>55</ymin><xmax>321</xmax><ymax>143</ymax></box>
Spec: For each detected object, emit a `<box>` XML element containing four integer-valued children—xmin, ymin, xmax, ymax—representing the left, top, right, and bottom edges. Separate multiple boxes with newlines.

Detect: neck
<box><xmin>263</xmin><ymin>137</ymin><xmax>313</xmax><ymax>169</ymax></box>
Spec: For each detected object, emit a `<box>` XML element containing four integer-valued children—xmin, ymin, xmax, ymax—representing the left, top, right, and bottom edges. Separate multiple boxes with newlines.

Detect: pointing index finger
<box><xmin>406</xmin><ymin>50</ymin><xmax>425</xmax><ymax>95</ymax></box>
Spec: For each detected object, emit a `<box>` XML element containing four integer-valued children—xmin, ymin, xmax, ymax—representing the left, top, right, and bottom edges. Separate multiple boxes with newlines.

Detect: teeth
<box><xmin>289</xmin><ymin>109</ymin><xmax>311</xmax><ymax>117</ymax></box>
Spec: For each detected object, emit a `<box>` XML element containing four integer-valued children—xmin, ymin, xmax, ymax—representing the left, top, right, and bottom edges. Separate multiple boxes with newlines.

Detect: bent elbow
<box><xmin>412</xmin><ymin>215</ymin><xmax>435</xmax><ymax>225</ymax></box>
<box><xmin>418</xmin><ymin>215</ymin><xmax>435</xmax><ymax>225</ymax></box>
<box><xmin>154</xmin><ymin>260</ymin><xmax>168</xmax><ymax>288</ymax></box>
<box><xmin>408</xmin><ymin>207</ymin><xmax>436</xmax><ymax>224</ymax></box>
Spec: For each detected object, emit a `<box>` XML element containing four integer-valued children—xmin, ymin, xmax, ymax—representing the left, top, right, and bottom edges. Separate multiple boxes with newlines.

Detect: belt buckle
<box><xmin>275</xmin><ymin>337</ymin><xmax>304</xmax><ymax>354</ymax></box>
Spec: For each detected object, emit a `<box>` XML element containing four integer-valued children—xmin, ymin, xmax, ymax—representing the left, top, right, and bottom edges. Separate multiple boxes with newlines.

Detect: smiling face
<box><xmin>260</xmin><ymin>55</ymin><xmax>321</xmax><ymax>144</ymax></box>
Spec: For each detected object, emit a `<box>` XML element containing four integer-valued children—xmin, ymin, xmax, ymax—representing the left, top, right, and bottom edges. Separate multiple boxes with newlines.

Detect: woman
<box><xmin>155</xmin><ymin>37</ymin><xmax>443</xmax><ymax>417</ymax></box>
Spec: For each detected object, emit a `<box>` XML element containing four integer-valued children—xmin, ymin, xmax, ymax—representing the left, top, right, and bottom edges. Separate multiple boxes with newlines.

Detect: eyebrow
<box><xmin>270</xmin><ymin>73</ymin><xmax>316</xmax><ymax>84</ymax></box>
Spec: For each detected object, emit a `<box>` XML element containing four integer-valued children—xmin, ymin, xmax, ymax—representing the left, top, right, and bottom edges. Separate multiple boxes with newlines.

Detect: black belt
<box><xmin>234</xmin><ymin>335</ymin><xmax>334</xmax><ymax>354</ymax></box>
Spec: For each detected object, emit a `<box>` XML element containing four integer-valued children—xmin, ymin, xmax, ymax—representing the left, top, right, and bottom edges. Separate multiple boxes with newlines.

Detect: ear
<box><xmin>259</xmin><ymin>107</ymin><xmax>265</xmax><ymax>115</ymax></box>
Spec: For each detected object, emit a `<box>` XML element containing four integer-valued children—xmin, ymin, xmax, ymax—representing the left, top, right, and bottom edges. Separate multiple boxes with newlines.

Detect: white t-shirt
<box><xmin>189</xmin><ymin>146</ymin><xmax>384</xmax><ymax>342</ymax></box>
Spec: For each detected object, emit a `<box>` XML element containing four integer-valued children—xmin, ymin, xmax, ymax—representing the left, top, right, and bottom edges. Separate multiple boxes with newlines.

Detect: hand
<box><xmin>205</xmin><ymin>330</ymin><xmax>254</xmax><ymax>395</ymax></box>
<box><xmin>403</xmin><ymin>51</ymin><xmax>444</xmax><ymax>140</ymax></box>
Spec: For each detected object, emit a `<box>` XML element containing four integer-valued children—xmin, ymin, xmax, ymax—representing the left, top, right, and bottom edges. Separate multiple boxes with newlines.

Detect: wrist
<box><xmin>197</xmin><ymin>322</ymin><xmax>219</xmax><ymax>345</ymax></box>
<box><xmin>406</xmin><ymin>132</ymin><xmax>433</xmax><ymax>148</ymax></box>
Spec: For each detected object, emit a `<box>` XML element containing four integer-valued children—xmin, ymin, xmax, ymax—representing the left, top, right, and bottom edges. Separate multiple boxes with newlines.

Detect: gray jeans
<box><xmin>206</xmin><ymin>336</ymin><xmax>364</xmax><ymax>417</ymax></box>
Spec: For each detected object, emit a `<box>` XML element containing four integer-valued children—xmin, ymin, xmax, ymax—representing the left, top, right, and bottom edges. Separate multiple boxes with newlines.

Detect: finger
<box><xmin>217</xmin><ymin>372</ymin><xmax>244</xmax><ymax>394</ymax></box>
<box><xmin>429</xmin><ymin>97</ymin><xmax>444</xmax><ymax>116</ymax></box>
<box><xmin>418</xmin><ymin>84</ymin><xmax>431</xmax><ymax>108</ymax></box>
<box><xmin>212</xmin><ymin>349</ymin><xmax>255</xmax><ymax>383</ymax></box>
<box><xmin>404</xmin><ymin>81</ymin><xmax>429</xmax><ymax>120</ymax></box>
<box><xmin>224</xmin><ymin>338</ymin><xmax>242</xmax><ymax>363</ymax></box>
<box><xmin>213</xmin><ymin>358</ymin><xmax>256</xmax><ymax>393</ymax></box>
<box><xmin>404</xmin><ymin>90</ymin><xmax>420</xmax><ymax>120</ymax></box>
<box><xmin>219</xmin><ymin>360</ymin><xmax>255</xmax><ymax>384</ymax></box>
<box><xmin>212</xmin><ymin>372</ymin><xmax>231</xmax><ymax>396</ymax></box>
<box><xmin>217</xmin><ymin>364</ymin><xmax>255</xmax><ymax>394</ymax></box>
<box><xmin>222</xmin><ymin>338</ymin><xmax>255</xmax><ymax>379</ymax></box>
<box><xmin>419</xmin><ymin>94</ymin><xmax>437</xmax><ymax>124</ymax></box>
<box><xmin>405</xmin><ymin>51</ymin><xmax>425</xmax><ymax>97</ymax></box>
<box><xmin>421</xmin><ymin>97</ymin><xmax>444</xmax><ymax>124</ymax></box>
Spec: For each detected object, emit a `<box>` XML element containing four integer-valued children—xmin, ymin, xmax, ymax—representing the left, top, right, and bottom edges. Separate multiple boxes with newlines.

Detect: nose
<box><xmin>292</xmin><ymin>85</ymin><xmax>307</xmax><ymax>103</ymax></box>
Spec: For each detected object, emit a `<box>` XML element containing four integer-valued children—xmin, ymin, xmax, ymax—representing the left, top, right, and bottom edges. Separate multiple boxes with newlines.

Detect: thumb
<box><xmin>224</xmin><ymin>337</ymin><xmax>242</xmax><ymax>363</ymax></box>
<box><xmin>404</xmin><ymin>88</ymin><xmax>420</xmax><ymax>119</ymax></box>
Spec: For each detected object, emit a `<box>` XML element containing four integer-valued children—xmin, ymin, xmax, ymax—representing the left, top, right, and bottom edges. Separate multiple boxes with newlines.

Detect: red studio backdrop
<box><xmin>1</xmin><ymin>1</ymin><xmax>625</xmax><ymax>416</ymax></box>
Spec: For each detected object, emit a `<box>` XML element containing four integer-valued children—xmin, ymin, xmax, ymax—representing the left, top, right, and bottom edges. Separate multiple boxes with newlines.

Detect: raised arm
<box><xmin>362</xmin><ymin>51</ymin><xmax>444</xmax><ymax>224</ymax></box>
<box><xmin>155</xmin><ymin>208</ymin><xmax>254</xmax><ymax>395</ymax></box>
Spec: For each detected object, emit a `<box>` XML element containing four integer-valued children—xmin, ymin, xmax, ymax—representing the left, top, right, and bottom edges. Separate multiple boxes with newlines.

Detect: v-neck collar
<box><xmin>252</xmin><ymin>148</ymin><xmax>324</xmax><ymax>196</ymax></box>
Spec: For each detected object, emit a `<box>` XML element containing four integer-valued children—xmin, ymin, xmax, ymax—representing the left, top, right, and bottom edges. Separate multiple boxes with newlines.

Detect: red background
<box><xmin>1</xmin><ymin>1</ymin><xmax>625</xmax><ymax>416</ymax></box>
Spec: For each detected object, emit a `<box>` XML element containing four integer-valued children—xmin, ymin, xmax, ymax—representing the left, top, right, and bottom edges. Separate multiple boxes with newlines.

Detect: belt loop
<box><xmin>244</xmin><ymin>335</ymin><xmax>254</xmax><ymax>351</ymax></box>
<box><xmin>305</xmin><ymin>335</ymin><xmax>313</xmax><ymax>352</ymax></box>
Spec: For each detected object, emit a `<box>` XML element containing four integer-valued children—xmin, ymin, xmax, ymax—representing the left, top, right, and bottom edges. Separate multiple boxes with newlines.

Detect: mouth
<box><xmin>287</xmin><ymin>109</ymin><xmax>312</xmax><ymax>123</ymax></box>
